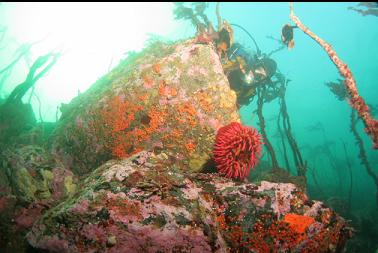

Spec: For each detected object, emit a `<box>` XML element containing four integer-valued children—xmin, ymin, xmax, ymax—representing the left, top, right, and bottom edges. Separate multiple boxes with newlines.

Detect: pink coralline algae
<box><xmin>69</xmin><ymin>199</ymin><xmax>90</xmax><ymax>215</ymax></box>
<box><xmin>213</xmin><ymin>122</ymin><xmax>263</xmax><ymax>179</ymax></box>
<box><xmin>26</xmin><ymin>161</ymin><xmax>352</xmax><ymax>253</ymax></box>
<box><xmin>208</xmin><ymin>118</ymin><xmax>222</xmax><ymax>131</ymax></box>
<box><xmin>80</xmin><ymin>223</ymin><xmax>106</xmax><ymax>243</ymax></box>
<box><xmin>14</xmin><ymin>203</ymin><xmax>46</xmax><ymax>230</ymax></box>
<box><xmin>30</xmin><ymin>235</ymin><xmax>69</xmax><ymax>253</ymax></box>
<box><xmin>187</xmin><ymin>66</ymin><xmax>208</xmax><ymax>77</ymax></box>
<box><xmin>0</xmin><ymin>196</ymin><xmax>10</xmax><ymax>212</ymax></box>
<box><xmin>257</xmin><ymin>181</ymin><xmax>299</xmax><ymax>218</ymax></box>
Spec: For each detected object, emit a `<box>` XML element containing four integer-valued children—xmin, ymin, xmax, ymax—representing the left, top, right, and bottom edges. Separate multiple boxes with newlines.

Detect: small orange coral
<box><xmin>112</xmin><ymin>144</ymin><xmax>128</xmax><ymax>158</ymax></box>
<box><xmin>146</xmin><ymin>106</ymin><xmax>167</xmax><ymax>133</ymax></box>
<box><xmin>159</xmin><ymin>80</ymin><xmax>169</xmax><ymax>96</ymax></box>
<box><xmin>99</xmin><ymin>95</ymin><xmax>145</xmax><ymax>159</ymax></box>
<box><xmin>171</xmin><ymin>129</ymin><xmax>183</xmax><ymax>138</ymax></box>
<box><xmin>138</xmin><ymin>93</ymin><xmax>149</xmax><ymax>101</ymax></box>
<box><xmin>170</xmin><ymin>87</ymin><xmax>177</xmax><ymax>97</ymax></box>
<box><xmin>143</xmin><ymin>75</ymin><xmax>154</xmax><ymax>89</ymax></box>
<box><xmin>283</xmin><ymin>213</ymin><xmax>315</xmax><ymax>234</ymax></box>
<box><xmin>152</xmin><ymin>63</ymin><xmax>161</xmax><ymax>74</ymax></box>
<box><xmin>158</xmin><ymin>80</ymin><xmax>177</xmax><ymax>97</ymax></box>
<box><xmin>195</xmin><ymin>90</ymin><xmax>213</xmax><ymax>113</ymax></box>
<box><xmin>216</xmin><ymin>213</ymin><xmax>227</xmax><ymax>230</ymax></box>
<box><xmin>176</xmin><ymin>102</ymin><xmax>198</xmax><ymax>127</ymax></box>
<box><xmin>185</xmin><ymin>141</ymin><xmax>196</xmax><ymax>153</ymax></box>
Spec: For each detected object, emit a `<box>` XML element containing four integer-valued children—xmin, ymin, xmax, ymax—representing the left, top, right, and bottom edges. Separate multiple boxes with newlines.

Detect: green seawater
<box><xmin>0</xmin><ymin>2</ymin><xmax>377</xmax><ymax>252</ymax></box>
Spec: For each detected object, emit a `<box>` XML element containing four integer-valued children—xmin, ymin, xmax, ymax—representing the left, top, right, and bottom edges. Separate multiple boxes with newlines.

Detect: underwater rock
<box><xmin>0</xmin><ymin>145</ymin><xmax>76</xmax><ymax>204</ymax></box>
<box><xmin>0</xmin><ymin>145</ymin><xmax>77</xmax><ymax>251</ymax></box>
<box><xmin>49</xmin><ymin>40</ymin><xmax>240</xmax><ymax>175</ymax></box>
<box><xmin>250</xmin><ymin>165</ymin><xmax>307</xmax><ymax>192</ymax></box>
<box><xmin>0</xmin><ymin>102</ymin><xmax>36</xmax><ymax>145</ymax></box>
<box><xmin>27</xmin><ymin>153</ymin><xmax>352</xmax><ymax>253</ymax></box>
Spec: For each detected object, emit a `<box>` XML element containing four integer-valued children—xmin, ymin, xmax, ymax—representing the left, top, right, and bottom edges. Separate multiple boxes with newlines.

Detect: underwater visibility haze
<box><xmin>0</xmin><ymin>2</ymin><xmax>377</xmax><ymax>253</ymax></box>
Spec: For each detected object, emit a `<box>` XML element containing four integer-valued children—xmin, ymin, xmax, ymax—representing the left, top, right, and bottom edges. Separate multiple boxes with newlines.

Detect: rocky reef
<box><xmin>0</xmin><ymin>39</ymin><xmax>352</xmax><ymax>252</ymax></box>
<box><xmin>27</xmin><ymin>154</ymin><xmax>351</xmax><ymax>253</ymax></box>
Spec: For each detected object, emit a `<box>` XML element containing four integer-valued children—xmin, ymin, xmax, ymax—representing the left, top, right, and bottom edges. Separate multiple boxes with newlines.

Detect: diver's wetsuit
<box><xmin>226</xmin><ymin>43</ymin><xmax>277</xmax><ymax>106</ymax></box>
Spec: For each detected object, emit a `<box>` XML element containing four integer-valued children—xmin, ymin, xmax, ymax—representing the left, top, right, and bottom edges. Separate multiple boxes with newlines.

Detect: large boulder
<box><xmin>27</xmin><ymin>153</ymin><xmax>352</xmax><ymax>253</ymax></box>
<box><xmin>50</xmin><ymin>40</ymin><xmax>240</xmax><ymax>175</ymax></box>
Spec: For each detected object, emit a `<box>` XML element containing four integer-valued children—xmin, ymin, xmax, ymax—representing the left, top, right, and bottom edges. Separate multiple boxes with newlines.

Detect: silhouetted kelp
<box><xmin>325</xmin><ymin>78</ymin><xmax>378</xmax><ymax>208</ymax></box>
<box><xmin>0</xmin><ymin>52</ymin><xmax>60</xmax><ymax>145</ymax></box>
<box><xmin>348</xmin><ymin>2</ymin><xmax>378</xmax><ymax>17</ymax></box>
<box><xmin>325</xmin><ymin>79</ymin><xmax>349</xmax><ymax>101</ymax></box>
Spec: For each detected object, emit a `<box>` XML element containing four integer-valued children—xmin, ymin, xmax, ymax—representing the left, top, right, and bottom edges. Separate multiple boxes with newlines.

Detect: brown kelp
<box><xmin>0</xmin><ymin>52</ymin><xmax>60</xmax><ymax>145</ymax></box>
<box><xmin>348</xmin><ymin>2</ymin><xmax>378</xmax><ymax>17</ymax></box>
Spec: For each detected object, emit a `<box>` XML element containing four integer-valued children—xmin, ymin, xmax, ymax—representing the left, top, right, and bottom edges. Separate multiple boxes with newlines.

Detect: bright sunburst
<box><xmin>0</xmin><ymin>2</ymin><xmax>190</xmax><ymax>121</ymax></box>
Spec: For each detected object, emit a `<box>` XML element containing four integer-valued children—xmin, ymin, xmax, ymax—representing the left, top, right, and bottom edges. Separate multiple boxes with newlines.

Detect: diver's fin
<box><xmin>288</xmin><ymin>40</ymin><xmax>295</xmax><ymax>50</ymax></box>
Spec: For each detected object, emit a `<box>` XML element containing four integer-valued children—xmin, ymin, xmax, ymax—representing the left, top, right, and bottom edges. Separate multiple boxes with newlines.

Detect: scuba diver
<box><xmin>224</xmin><ymin>41</ymin><xmax>277</xmax><ymax>106</ymax></box>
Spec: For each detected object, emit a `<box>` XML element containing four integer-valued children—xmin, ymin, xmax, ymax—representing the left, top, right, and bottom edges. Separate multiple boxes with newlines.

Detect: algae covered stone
<box><xmin>50</xmin><ymin>40</ymin><xmax>240</xmax><ymax>175</ymax></box>
<box><xmin>27</xmin><ymin>153</ymin><xmax>352</xmax><ymax>253</ymax></box>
